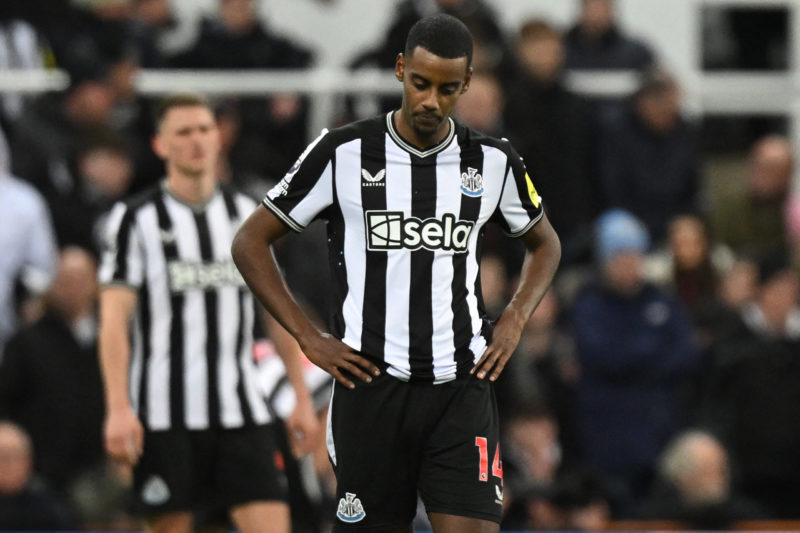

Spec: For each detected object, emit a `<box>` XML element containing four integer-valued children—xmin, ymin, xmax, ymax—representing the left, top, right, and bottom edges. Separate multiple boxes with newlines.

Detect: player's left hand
<box><xmin>470</xmin><ymin>308</ymin><xmax>526</xmax><ymax>381</ymax></box>
<box><xmin>286</xmin><ymin>394</ymin><xmax>321</xmax><ymax>457</ymax></box>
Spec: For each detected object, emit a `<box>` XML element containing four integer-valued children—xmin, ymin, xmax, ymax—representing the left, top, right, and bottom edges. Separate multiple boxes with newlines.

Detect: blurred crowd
<box><xmin>1</xmin><ymin>0</ymin><xmax>799</xmax><ymax>530</ymax></box>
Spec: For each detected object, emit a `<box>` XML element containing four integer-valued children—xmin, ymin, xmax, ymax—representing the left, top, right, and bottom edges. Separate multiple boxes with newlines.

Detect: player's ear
<box><xmin>461</xmin><ymin>66</ymin><xmax>473</xmax><ymax>94</ymax></box>
<box><xmin>395</xmin><ymin>53</ymin><xmax>405</xmax><ymax>82</ymax></box>
<box><xmin>151</xmin><ymin>134</ymin><xmax>167</xmax><ymax>159</ymax></box>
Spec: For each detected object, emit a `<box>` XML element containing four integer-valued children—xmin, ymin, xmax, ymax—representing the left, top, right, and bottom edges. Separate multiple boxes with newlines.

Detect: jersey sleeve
<box><xmin>494</xmin><ymin>144</ymin><xmax>544</xmax><ymax>237</ymax></box>
<box><xmin>262</xmin><ymin>129</ymin><xmax>334</xmax><ymax>232</ymax></box>
<box><xmin>98</xmin><ymin>202</ymin><xmax>145</xmax><ymax>288</ymax></box>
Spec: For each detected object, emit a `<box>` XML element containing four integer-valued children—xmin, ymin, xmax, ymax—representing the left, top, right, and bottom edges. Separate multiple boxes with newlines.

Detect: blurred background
<box><xmin>1</xmin><ymin>0</ymin><xmax>800</xmax><ymax>531</ymax></box>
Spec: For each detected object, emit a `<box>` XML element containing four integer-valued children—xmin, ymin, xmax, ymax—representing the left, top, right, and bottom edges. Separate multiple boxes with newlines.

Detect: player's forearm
<box><xmin>98</xmin><ymin>288</ymin><xmax>138</xmax><ymax>412</ymax></box>
<box><xmin>266</xmin><ymin>314</ymin><xmax>313</xmax><ymax>402</ymax></box>
<box><xmin>504</xmin><ymin>216</ymin><xmax>561</xmax><ymax>325</ymax></box>
<box><xmin>232</xmin><ymin>222</ymin><xmax>320</xmax><ymax>347</ymax></box>
<box><xmin>99</xmin><ymin>314</ymin><xmax>133</xmax><ymax>412</ymax></box>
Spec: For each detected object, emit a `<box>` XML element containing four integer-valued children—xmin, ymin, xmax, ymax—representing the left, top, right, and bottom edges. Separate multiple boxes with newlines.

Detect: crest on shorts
<box><xmin>142</xmin><ymin>475</ymin><xmax>170</xmax><ymax>505</ymax></box>
<box><xmin>337</xmin><ymin>492</ymin><xmax>366</xmax><ymax>523</ymax></box>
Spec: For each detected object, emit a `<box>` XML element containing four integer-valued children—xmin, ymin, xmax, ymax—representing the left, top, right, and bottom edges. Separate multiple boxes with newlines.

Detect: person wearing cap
<box><xmin>569</xmin><ymin>209</ymin><xmax>698</xmax><ymax>516</ymax></box>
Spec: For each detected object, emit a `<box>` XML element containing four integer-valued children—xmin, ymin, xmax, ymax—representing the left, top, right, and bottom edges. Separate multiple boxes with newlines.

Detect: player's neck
<box><xmin>165</xmin><ymin>171</ymin><xmax>217</xmax><ymax>206</ymax></box>
<box><xmin>393</xmin><ymin>110</ymin><xmax>450</xmax><ymax>150</ymax></box>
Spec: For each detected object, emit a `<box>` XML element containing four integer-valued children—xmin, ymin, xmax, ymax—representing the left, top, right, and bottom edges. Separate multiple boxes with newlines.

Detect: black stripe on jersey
<box><xmin>220</xmin><ymin>189</ymin><xmax>255</xmax><ymax>426</ymax></box>
<box><xmin>154</xmin><ymin>196</ymin><xmax>185</xmax><ymax>429</ymax></box>
<box><xmin>235</xmin><ymin>294</ymin><xmax>254</xmax><ymax>425</ymax></box>
<box><xmin>112</xmin><ymin>208</ymin><xmax>136</xmax><ymax>281</ymax></box>
<box><xmin>359</xmin><ymin>133</ymin><xmax>388</xmax><ymax>360</ymax></box>
<box><xmin>194</xmin><ymin>211</ymin><xmax>221</xmax><ymax>428</ymax></box>
<box><xmin>327</xmin><ymin>151</ymin><xmax>349</xmax><ymax>340</ymax></box>
<box><xmin>453</xmin><ymin>137</ymin><xmax>484</xmax><ymax>377</ymax></box>
<box><xmin>408</xmin><ymin>155</ymin><xmax>437</xmax><ymax>379</ymax></box>
<box><xmin>137</xmin><ymin>282</ymin><xmax>152</xmax><ymax>427</ymax></box>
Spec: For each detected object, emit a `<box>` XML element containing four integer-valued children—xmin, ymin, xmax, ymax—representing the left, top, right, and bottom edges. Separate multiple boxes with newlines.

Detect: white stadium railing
<box><xmin>0</xmin><ymin>67</ymin><xmax>798</xmax><ymax>141</ymax></box>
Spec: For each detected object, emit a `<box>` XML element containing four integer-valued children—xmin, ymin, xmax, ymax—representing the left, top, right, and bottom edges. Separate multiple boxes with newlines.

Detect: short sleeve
<box><xmin>98</xmin><ymin>202</ymin><xmax>145</xmax><ymax>288</ymax></box>
<box><xmin>494</xmin><ymin>144</ymin><xmax>544</xmax><ymax>237</ymax></box>
<box><xmin>262</xmin><ymin>129</ymin><xmax>334</xmax><ymax>232</ymax></box>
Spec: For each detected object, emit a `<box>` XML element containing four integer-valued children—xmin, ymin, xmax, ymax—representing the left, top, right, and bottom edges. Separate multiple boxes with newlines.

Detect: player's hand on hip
<box><xmin>301</xmin><ymin>331</ymin><xmax>380</xmax><ymax>389</ymax></box>
<box><xmin>104</xmin><ymin>406</ymin><xmax>144</xmax><ymax>467</ymax></box>
<box><xmin>471</xmin><ymin>309</ymin><xmax>526</xmax><ymax>381</ymax></box>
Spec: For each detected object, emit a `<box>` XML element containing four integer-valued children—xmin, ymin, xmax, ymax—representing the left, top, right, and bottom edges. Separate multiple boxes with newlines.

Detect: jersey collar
<box><xmin>386</xmin><ymin>111</ymin><xmax>455</xmax><ymax>158</ymax></box>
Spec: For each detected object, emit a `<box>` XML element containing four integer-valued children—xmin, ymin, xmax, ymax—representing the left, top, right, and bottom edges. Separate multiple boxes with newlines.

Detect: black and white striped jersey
<box><xmin>99</xmin><ymin>182</ymin><xmax>271</xmax><ymax>431</ymax></box>
<box><xmin>263</xmin><ymin>112</ymin><xmax>544</xmax><ymax>383</ymax></box>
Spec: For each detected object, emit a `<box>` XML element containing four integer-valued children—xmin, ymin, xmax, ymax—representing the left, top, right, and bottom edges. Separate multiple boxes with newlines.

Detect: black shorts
<box><xmin>326</xmin><ymin>372</ymin><xmax>503</xmax><ymax>531</ymax></box>
<box><xmin>133</xmin><ymin>423</ymin><xmax>288</xmax><ymax>517</ymax></box>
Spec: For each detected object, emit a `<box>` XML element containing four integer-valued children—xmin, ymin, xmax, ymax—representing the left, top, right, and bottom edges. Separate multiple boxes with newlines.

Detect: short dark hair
<box><xmin>154</xmin><ymin>92</ymin><xmax>213</xmax><ymax>129</ymax></box>
<box><xmin>405</xmin><ymin>14</ymin><xmax>473</xmax><ymax>68</ymax></box>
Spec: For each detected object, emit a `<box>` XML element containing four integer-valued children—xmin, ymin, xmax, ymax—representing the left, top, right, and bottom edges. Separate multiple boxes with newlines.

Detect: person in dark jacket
<box><xmin>0</xmin><ymin>247</ymin><xmax>105</xmax><ymax>493</ymax></box>
<box><xmin>595</xmin><ymin>68</ymin><xmax>699</xmax><ymax>243</ymax></box>
<box><xmin>504</xmin><ymin>19</ymin><xmax>596</xmax><ymax>265</ymax></box>
<box><xmin>699</xmin><ymin>251</ymin><xmax>800</xmax><ymax>518</ymax></box>
<box><xmin>564</xmin><ymin>0</ymin><xmax>655</xmax><ymax>71</ymax></box>
<box><xmin>571</xmin><ymin>209</ymin><xmax>698</xmax><ymax>516</ymax></box>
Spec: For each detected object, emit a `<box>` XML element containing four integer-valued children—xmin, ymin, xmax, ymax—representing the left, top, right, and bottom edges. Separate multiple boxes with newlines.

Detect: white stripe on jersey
<box><xmin>138</xmin><ymin>203</ymin><xmax>172</xmax><ymax>431</ymax></box>
<box><xmin>382</xmin><ymin>137</ymin><xmax>413</xmax><ymax>377</ymax></box>
<box><xmin>337</xmin><ymin>139</ymin><xmax>365</xmax><ymax>353</ymax></box>
<box><xmin>169</xmin><ymin>196</ymin><xmax>209</xmax><ymax>430</ymax></box>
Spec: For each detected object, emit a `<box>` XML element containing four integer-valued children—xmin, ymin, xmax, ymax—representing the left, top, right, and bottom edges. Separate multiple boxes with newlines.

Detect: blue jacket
<box><xmin>571</xmin><ymin>281</ymin><xmax>697</xmax><ymax>475</ymax></box>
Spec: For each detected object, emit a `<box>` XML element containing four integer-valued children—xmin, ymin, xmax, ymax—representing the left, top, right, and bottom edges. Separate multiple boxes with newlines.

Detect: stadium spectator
<box><xmin>172</xmin><ymin>0</ymin><xmax>314</xmax><ymax>182</ymax></box>
<box><xmin>699</xmin><ymin>250</ymin><xmax>800</xmax><ymax>518</ymax></box>
<box><xmin>453</xmin><ymin>70</ymin><xmax>505</xmax><ymax>138</ymax></box>
<box><xmin>0</xmin><ymin>421</ymin><xmax>73</xmax><ymax>530</ymax></box>
<box><xmin>710</xmin><ymin>135</ymin><xmax>793</xmax><ymax>263</ymax></box>
<box><xmin>504</xmin><ymin>19</ymin><xmax>595</xmax><ymax>266</ymax></box>
<box><xmin>47</xmin><ymin>135</ymin><xmax>135</xmax><ymax>251</ymax></box>
<box><xmin>0</xmin><ymin>247</ymin><xmax>105</xmax><ymax>494</ymax></box>
<box><xmin>595</xmin><ymin>67</ymin><xmax>700</xmax><ymax>243</ymax></box>
<box><xmin>645</xmin><ymin>215</ymin><xmax>734</xmax><ymax>316</ymax></box>
<box><xmin>637</xmin><ymin>430</ymin><xmax>765</xmax><ymax>528</ymax></box>
<box><xmin>564</xmin><ymin>0</ymin><xmax>655</xmax><ymax>71</ymax></box>
<box><xmin>571</xmin><ymin>209</ymin><xmax>698</xmax><ymax>516</ymax></box>
<box><xmin>0</xmin><ymin>129</ymin><xmax>58</xmax><ymax>355</ymax></box>
<box><xmin>10</xmin><ymin>63</ymin><xmax>117</xmax><ymax>206</ymax></box>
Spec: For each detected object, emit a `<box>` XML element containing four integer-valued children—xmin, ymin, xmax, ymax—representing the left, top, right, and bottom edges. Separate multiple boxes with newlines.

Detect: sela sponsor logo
<box><xmin>365</xmin><ymin>210</ymin><xmax>474</xmax><ymax>252</ymax></box>
<box><xmin>337</xmin><ymin>492</ymin><xmax>366</xmax><ymax>523</ymax></box>
<box><xmin>142</xmin><ymin>475</ymin><xmax>170</xmax><ymax>505</ymax></box>
<box><xmin>461</xmin><ymin>167</ymin><xmax>484</xmax><ymax>197</ymax></box>
<box><xmin>361</xmin><ymin>168</ymin><xmax>385</xmax><ymax>187</ymax></box>
<box><xmin>167</xmin><ymin>260</ymin><xmax>247</xmax><ymax>292</ymax></box>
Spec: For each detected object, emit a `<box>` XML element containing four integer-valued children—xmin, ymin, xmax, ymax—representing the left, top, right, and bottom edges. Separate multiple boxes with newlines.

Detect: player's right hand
<box><xmin>104</xmin><ymin>406</ymin><xmax>144</xmax><ymax>467</ymax></box>
<box><xmin>300</xmin><ymin>331</ymin><xmax>380</xmax><ymax>389</ymax></box>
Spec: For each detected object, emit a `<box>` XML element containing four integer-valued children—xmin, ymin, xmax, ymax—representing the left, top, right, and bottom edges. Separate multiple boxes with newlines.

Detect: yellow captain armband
<box><xmin>524</xmin><ymin>172</ymin><xmax>540</xmax><ymax>208</ymax></box>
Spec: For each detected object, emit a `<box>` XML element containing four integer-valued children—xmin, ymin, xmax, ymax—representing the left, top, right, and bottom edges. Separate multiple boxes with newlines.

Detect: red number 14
<box><xmin>475</xmin><ymin>437</ymin><xmax>503</xmax><ymax>482</ymax></box>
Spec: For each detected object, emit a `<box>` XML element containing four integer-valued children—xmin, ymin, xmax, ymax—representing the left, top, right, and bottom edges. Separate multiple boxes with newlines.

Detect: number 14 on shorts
<box><xmin>475</xmin><ymin>437</ymin><xmax>503</xmax><ymax>482</ymax></box>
